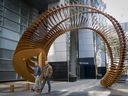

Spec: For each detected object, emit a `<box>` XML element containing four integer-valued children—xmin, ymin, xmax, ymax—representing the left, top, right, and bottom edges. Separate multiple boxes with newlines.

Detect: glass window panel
<box><xmin>4</xmin><ymin>18</ymin><xmax>20</xmax><ymax>32</ymax></box>
<box><xmin>0</xmin><ymin>15</ymin><xmax>3</xmax><ymax>20</ymax></box>
<box><xmin>0</xmin><ymin>26</ymin><xmax>2</xmax><ymax>31</ymax></box>
<box><xmin>4</xmin><ymin>9</ymin><xmax>19</xmax><ymax>23</ymax></box>
<box><xmin>28</xmin><ymin>16</ymin><xmax>32</xmax><ymax>25</ymax></box>
<box><xmin>5</xmin><ymin>0</ymin><xmax>19</xmax><ymax>5</ymax></box>
<box><xmin>32</xmin><ymin>15</ymin><xmax>37</xmax><ymax>21</ymax></box>
<box><xmin>20</xmin><ymin>25</ymin><xmax>26</xmax><ymax>34</ymax></box>
<box><xmin>0</xmin><ymin>48</ymin><xmax>13</xmax><ymax>59</ymax></box>
<box><xmin>0</xmin><ymin>38</ymin><xmax>17</xmax><ymax>50</ymax></box>
<box><xmin>0</xmin><ymin>5</ymin><xmax>3</xmax><ymax>11</ymax></box>
<box><xmin>54</xmin><ymin>43</ymin><xmax>66</xmax><ymax>51</ymax></box>
<box><xmin>32</xmin><ymin>12</ymin><xmax>38</xmax><ymax>18</ymax></box>
<box><xmin>29</xmin><ymin>10</ymin><xmax>38</xmax><ymax>21</ymax></box>
<box><xmin>0</xmin><ymin>71</ymin><xmax>16</xmax><ymax>81</ymax></box>
<box><xmin>33</xmin><ymin>8</ymin><xmax>38</xmax><ymax>15</ymax></box>
<box><xmin>21</xmin><ymin>9</ymin><xmax>29</xmax><ymax>18</ymax></box>
<box><xmin>55</xmin><ymin>52</ymin><xmax>66</xmax><ymax>61</ymax></box>
<box><xmin>79</xmin><ymin>50</ymin><xmax>94</xmax><ymax>58</ymax></box>
<box><xmin>0</xmin><ymin>10</ymin><xmax>3</xmax><ymax>16</ymax></box>
<box><xmin>0</xmin><ymin>21</ymin><xmax>2</xmax><ymax>26</ymax></box>
<box><xmin>20</xmin><ymin>4</ymin><xmax>29</xmax><ymax>18</ymax></box>
<box><xmin>0</xmin><ymin>15</ymin><xmax>3</xmax><ymax>26</ymax></box>
<box><xmin>0</xmin><ymin>59</ymin><xmax>13</xmax><ymax>71</ymax></box>
<box><xmin>4</xmin><ymin>0</ymin><xmax>19</xmax><ymax>13</ymax></box>
<box><xmin>0</xmin><ymin>0</ymin><xmax>3</xmax><ymax>5</ymax></box>
<box><xmin>0</xmin><ymin>28</ymin><xmax>20</xmax><ymax>41</ymax></box>
<box><xmin>28</xmin><ymin>22</ymin><xmax>32</xmax><ymax>26</ymax></box>
<box><xmin>125</xmin><ymin>23</ymin><xmax>128</xmax><ymax>31</ymax></box>
<box><xmin>20</xmin><ymin>17</ymin><xmax>28</xmax><ymax>26</ymax></box>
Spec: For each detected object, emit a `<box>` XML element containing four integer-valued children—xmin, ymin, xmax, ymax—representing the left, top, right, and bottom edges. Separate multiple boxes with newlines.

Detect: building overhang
<box><xmin>23</xmin><ymin>0</ymin><xmax>60</xmax><ymax>12</ymax></box>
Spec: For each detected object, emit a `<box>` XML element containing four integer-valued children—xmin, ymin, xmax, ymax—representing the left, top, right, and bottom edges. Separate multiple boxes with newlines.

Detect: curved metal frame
<box><xmin>13</xmin><ymin>4</ymin><xmax>126</xmax><ymax>87</ymax></box>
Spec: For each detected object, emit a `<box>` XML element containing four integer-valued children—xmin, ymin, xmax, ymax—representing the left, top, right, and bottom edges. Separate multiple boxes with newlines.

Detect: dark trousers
<box><xmin>41</xmin><ymin>76</ymin><xmax>51</xmax><ymax>92</ymax></box>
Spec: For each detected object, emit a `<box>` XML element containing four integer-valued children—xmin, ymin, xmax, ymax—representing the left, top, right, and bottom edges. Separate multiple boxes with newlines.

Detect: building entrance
<box><xmin>80</xmin><ymin>64</ymin><xmax>96</xmax><ymax>79</ymax></box>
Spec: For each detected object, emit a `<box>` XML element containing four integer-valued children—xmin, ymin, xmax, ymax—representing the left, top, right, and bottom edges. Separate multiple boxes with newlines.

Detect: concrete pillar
<box><xmin>70</xmin><ymin>31</ymin><xmax>78</xmax><ymax>75</ymax></box>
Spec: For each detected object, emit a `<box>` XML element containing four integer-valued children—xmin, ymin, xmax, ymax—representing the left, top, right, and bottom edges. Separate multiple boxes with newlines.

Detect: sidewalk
<box><xmin>0</xmin><ymin>79</ymin><xmax>128</xmax><ymax>96</ymax></box>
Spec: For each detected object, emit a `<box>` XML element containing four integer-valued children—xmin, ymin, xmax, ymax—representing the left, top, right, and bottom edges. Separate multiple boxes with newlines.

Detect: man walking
<box><xmin>41</xmin><ymin>61</ymin><xmax>53</xmax><ymax>93</ymax></box>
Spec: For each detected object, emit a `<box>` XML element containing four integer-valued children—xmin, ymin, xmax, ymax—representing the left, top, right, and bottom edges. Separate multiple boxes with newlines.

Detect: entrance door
<box><xmin>80</xmin><ymin>64</ymin><xmax>96</xmax><ymax>79</ymax></box>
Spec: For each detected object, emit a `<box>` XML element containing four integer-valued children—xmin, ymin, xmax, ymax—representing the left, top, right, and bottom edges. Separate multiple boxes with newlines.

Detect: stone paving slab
<box><xmin>0</xmin><ymin>79</ymin><xmax>128</xmax><ymax>96</ymax></box>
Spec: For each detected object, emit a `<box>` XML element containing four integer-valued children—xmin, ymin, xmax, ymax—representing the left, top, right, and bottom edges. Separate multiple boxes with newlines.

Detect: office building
<box><xmin>0</xmin><ymin>0</ymin><xmax>58</xmax><ymax>81</ymax></box>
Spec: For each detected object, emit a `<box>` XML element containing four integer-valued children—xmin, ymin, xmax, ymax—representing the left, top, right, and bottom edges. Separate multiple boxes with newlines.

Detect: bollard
<box><xmin>10</xmin><ymin>84</ymin><xmax>14</xmax><ymax>92</ymax></box>
<box><xmin>26</xmin><ymin>83</ymin><xmax>30</xmax><ymax>90</ymax></box>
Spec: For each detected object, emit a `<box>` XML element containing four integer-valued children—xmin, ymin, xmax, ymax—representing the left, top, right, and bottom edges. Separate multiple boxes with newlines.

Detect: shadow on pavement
<box><xmin>41</xmin><ymin>90</ymin><xmax>68</xmax><ymax>96</ymax></box>
<box><xmin>67</xmin><ymin>92</ymin><xmax>89</xmax><ymax>96</ymax></box>
<box><xmin>40</xmin><ymin>82</ymin><xmax>128</xmax><ymax>96</ymax></box>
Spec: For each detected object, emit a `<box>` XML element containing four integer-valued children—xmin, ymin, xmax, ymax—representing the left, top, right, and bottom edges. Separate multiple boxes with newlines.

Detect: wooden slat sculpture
<box><xmin>13</xmin><ymin>4</ymin><xmax>126</xmax><ymax>87</ymax></box>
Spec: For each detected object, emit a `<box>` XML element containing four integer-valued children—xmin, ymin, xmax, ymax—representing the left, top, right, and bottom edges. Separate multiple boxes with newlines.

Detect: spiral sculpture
<box><xmin>13</xmin><ymin>4</ymin><xmax>126</xmax><ymax>87</ymax></box>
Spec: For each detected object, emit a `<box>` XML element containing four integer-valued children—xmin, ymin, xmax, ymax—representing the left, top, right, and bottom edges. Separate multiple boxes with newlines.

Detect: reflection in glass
<box><xmin>4</xmin><ymin>9</ymin><xmax>19</xmax><ymax>23</ymax></box>
<box><xmin>0</xmin><ymin>38</ymin><xmax>17</xmax><ymax>50</ymax></box>
<box><xmin>4</xmin><ymin>0</ymin><xmax>19</xmax><ymax>13</ymax></box>
<box><xmin>0</xmin><ymin>0</ymin><xmax>3</xmax><ymax>5</ymax></box>
<box><xmin>0</xmin><ymin>60</ymin><xmax>13</xmax><ymax>71</ymax></box>
<box><xmin>20</xmin><ymin>17</ymin><xmax>28</xmax><ymax>26</ymax></box>
<box><xmin>21</xmin><ymin>7</ymin><xmax>29</xmax><ymax>19</ymax></box>
<box><xmin>4</xmin><ymin>18</ymin><xmax>20</xmax><ymax>32</ymax></box>
<box><xmin>0</xmin><ymin>28</ymin><xmax>19</xmax><ymax>41</ymax></box>
<box><xmin>0</xmin><ymin>5</ymin><xmax>3</xmax><ymax>11</ymax></box>
<box><xmin>20</xmin><ymin>25</ymin><xmax>26</xmax><ymax>34</ymax></box>
<box><xmin>0</xmin><ymin>48</ymin><xmax>13</xmax><ymax>59</ymax></box>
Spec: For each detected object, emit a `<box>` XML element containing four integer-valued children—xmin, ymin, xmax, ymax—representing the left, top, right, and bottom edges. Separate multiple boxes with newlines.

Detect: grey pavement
<box><xmin>0</xmin><ymin>79</ymin><xmax>128</xmax><ymax>96</ymax></box>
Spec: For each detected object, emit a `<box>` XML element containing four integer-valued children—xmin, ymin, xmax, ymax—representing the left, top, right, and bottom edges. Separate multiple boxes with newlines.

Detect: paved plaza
<box><xmin>0</xmin><ymin>79</ymin><xmax>128</xmax><ymax>96</ymax></box>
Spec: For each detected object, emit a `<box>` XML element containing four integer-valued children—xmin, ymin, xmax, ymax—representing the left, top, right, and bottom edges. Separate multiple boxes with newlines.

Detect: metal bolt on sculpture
<box><xmin>13</xmin><ymin>4</ymin><xmax>126</xmax><ymax>87</ymax></box>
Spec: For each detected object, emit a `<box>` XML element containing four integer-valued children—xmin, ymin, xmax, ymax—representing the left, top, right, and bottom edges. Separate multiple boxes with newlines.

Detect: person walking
<box><xmin>31</xmin><ymin>61</ymin><xmax>42</xmax><ymax>93</ymax></box>
<box><xmin>41</xmin><ymin>61</ymin><xmax>53</xmax><ymax>93</ymax></box>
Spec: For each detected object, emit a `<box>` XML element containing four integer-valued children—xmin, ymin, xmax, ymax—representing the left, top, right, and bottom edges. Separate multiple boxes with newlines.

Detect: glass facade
<box><xmin>48</xmin><ymin>0</ymin><xmax>67</xmax><ymax>62</ymax></box>
<box><xmin>0</xmin><ymin>0</ymin><xmax>39</xmax><ymax>81</ymax></box>
<box><xmin>47</xmin><ymin>0</ymin><xmax>107</xmax><ymax>80</ymax></box>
